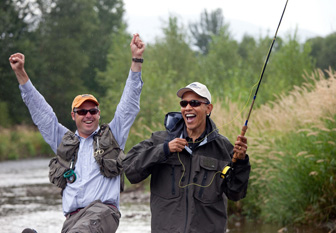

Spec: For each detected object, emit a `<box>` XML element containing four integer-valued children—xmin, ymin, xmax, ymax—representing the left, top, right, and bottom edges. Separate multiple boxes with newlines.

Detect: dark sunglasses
<box><xmin>74</xmin><ymin>108</ymin><xmax>99</xmax><ymax>116</ymax></box>
<box><xmin>180</xmin><ymin>100</ymin><xmax>210</xmax><ymax>108</ymax></box>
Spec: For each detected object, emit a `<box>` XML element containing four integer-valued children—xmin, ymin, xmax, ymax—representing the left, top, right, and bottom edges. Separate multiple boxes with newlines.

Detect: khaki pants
<box><xmin>61</xmin><ymin>200</ymin><xmax>121</xmax><ymax>233</ymax></box>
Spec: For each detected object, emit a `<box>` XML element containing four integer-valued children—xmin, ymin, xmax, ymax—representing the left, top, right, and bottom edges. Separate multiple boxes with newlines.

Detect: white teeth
<box><xmin>84</xmin><ymin>121</ymin><xmax>93</xmax><ymax>124</ymax></box>
<box><xmin>186</xmin><ymin>114</ymin><xmax>196</xmax><ymax>117</ymax></box>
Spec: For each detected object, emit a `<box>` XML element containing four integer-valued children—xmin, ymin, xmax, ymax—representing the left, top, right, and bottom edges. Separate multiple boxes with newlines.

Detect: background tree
<box><xmin>189</xmin><ymin>8</ymin><xmax>227</xmax><ymax>55</ymax></box>
<box><xmin>98</xmin><ymin>16</ymin><xmax>201</xmax><ymax>150</ymax></box>
<box><xmin>307</xmin><ymin>32</ymin><xmax>336</xmax><ymax>71</ymax></box>
<box><xmin>236</xmin><ymin>35</ymin><xmax>273</xmax><ymax>99</ymax></box>
<box><xmin>80</xmin><ymin>0</ymin><xmax>124</xmax><ymax>96</ymax></box>
<box><xmin>0</xmin><ymin>0</ymin><xmax>36</xmax><ymax>126</ymax></box>
<box><xmin>200</xmin><ymin>27</ymin><xmax>240</xmax><ymax>99</ymax></box>
<box><xmin>263</xmin><ymin>32</ymin><xmax>315</xmax><ymax>102</ymax></box>
<box><xmin>28</xmin><ymin>0</ymin><xmax>97</xmax><ymax>129</ymax></box>
<box><xmin>20</xmin><ymin>0</ymin><xmax>125</xmax><ymax>129</ymax></box>
<box><xmin>97</xmin><ymin>24</ymin><xmax>132</xmax><ymax>124</ymax></box>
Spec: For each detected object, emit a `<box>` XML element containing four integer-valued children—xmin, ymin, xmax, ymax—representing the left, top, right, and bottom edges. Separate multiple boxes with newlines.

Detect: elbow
<box><xmin>124</xmin><ymin>171</ymin><xmax>144</xmax><ymax>184</ymax></box>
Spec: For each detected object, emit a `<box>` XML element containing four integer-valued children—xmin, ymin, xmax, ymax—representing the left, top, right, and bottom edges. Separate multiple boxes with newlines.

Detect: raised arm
<box><xmin>9</xmin><ymin>53</ymin><xmax>68</xmax><ymax>153</ymax></box>
<box><xmin>109</xmin><ymin>34</ymin><xmax>145</xmax><ymax>149</ymax></box>
<box><xmin>9</xmin><ymin>53</ymin><xmax>29</xmax><ymax>85</ymax></box>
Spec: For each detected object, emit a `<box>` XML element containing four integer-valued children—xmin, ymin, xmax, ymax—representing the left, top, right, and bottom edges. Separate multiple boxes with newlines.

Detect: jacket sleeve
<box><xmin>224</xmin><ymin>155</ymin><xmax>251</xmax><ymax>201</ymax></box>
<box><xmin>123</xmin><ymin>131</ymin><xmax>168</xmax><ymax>184</ymax></box>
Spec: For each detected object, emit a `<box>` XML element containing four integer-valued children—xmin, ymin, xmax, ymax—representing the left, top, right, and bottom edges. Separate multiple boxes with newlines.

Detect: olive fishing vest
<box><xmin>48</xmin><ymin>124</ymin><xmax>125</xmax><ymax>192</ymax></box>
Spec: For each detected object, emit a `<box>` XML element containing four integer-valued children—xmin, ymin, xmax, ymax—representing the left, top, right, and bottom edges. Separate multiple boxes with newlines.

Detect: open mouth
<box><xmin>185</xmin><ymin>114</ymin><xmax>196</xmax><ymax>123</ymax></box>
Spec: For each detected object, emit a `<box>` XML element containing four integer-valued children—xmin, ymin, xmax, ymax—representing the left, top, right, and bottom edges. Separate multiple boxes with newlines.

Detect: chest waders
<box><xmin>48</xmin><ymin>124</ymin><xmax>125</xmax><ymax>193</ymax></box>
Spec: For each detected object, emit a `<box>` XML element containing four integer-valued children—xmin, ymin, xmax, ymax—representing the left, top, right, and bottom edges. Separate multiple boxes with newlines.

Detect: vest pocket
<box><xmin>93</xmin><ymin>125</ymin><xmax>125</xmax><ymax>179</ymax></box>
<box><xmin>48</xmin><ymin>157</ymin><xmax>68</xmax><ymax>189</ymax></box>
<box><xmin>94</xmin><ymin>148</ymin><xmax>124</xmax><ymax>178</ymax></box>
<box><xmin>194</xmin><ymin>156</ymin><xmax>227</xmax><ymax>204</ymax></box>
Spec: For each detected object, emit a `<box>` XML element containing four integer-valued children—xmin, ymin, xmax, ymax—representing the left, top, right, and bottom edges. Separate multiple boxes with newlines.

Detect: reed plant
<box><xmin>212</xmin><ymin>68</ymin><xmax>336</xmax><ymax>226</ymax></box>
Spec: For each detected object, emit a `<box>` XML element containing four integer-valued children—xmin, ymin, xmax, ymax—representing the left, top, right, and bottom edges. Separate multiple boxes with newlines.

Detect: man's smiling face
<box><xmin>181</xmin><ymin>91</ymin><xmax>212</xmax><ymax>135</ymax></box>
<box><xmin>71</xmin><ymin>101</ymin><xmax>100</xmax><ymax>138</ymax></box>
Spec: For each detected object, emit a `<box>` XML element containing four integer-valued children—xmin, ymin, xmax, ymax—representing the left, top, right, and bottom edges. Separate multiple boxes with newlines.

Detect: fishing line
<box><xmin>177</xmin><ymin>152</ymin><xmax>222</xmax><ymax>188</ymax></box>
<box><xmin>177</xmin><ymin>0</ymin><xmax>289</xmax><ymax>188</ymax></box>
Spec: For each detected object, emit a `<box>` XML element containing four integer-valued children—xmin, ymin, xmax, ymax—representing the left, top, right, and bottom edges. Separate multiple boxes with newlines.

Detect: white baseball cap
<box><xmin>176</xmin><ymin>82</ymin><xmax>211</xmax><ymax>103</ymax></box>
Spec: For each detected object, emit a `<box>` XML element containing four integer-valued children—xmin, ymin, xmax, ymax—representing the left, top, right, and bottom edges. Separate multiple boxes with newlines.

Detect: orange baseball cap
<box><xmin>71</xmin><ymin>94</ymin><xmax>99</xmax><ymax>111</ymax></box>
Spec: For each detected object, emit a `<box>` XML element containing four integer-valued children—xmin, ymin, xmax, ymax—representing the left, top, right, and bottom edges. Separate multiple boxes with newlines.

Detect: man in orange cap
<box><xmin>9</xmin><ymin>33</ymin><xmax>145</xmax><ymax>233</ymax></box>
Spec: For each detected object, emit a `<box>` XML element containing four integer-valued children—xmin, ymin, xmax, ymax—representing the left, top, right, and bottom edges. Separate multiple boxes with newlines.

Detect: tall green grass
<box><xmin>0</xmin><ymin>125</ymin><xmax>53</xmax><ymax>161</ymax></box>
<box><xmin>211</xmin><ymin>68</ymin><xmax>336</xmax><ymax>226</ymax></box>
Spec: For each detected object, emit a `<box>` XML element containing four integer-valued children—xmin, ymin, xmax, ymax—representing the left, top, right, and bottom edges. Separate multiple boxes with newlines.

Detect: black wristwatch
<box><xmin>132</xmin><ymin>58</ymin><xmax>144</xmax><ymax>63</ymax></box>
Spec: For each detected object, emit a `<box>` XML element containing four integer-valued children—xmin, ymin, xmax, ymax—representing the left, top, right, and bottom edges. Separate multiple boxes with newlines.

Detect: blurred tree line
<box><xmin>1</xmin><ymin>0</ymin><xmax>124</xmax><ymax>128</ymax></box>
<box><xmin>1</xmin><ymin>0</ymin><xmax>336</xmax><ymax>137</ymax></box>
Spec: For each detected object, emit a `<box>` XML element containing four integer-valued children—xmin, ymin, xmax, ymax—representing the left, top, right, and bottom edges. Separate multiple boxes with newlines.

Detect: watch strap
<box><xmin>132</xmin><ymin>58</ymin><xmax>144</xmax><ymax>63</ymax></box>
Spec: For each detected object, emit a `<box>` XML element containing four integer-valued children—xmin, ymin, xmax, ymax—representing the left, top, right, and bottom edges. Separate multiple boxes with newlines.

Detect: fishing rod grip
<box><xmin>220</xmin><ymin>125</ymin><xmax>248</xmax><ymax>179</ymax></box>
<box><xmin>232</xmin><ymin>125</ymin><xmax>248</xmax><ymax>163</ymax></box>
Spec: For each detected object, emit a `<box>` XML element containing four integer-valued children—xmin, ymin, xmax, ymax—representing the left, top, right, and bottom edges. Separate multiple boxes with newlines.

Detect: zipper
<box><xmin>171</xmin><ymin>165</ymin><xmax>175</xmax><ymax>195</ymax></box>
<box><xmin>183</xmin><ymin>155</ymin><xmax>192</xmax><ymax>233</ymax></box>
<box><xmin>198</xmin><ymin>170</ymin><xmax>208</xmax><ymax>198</ymax></box>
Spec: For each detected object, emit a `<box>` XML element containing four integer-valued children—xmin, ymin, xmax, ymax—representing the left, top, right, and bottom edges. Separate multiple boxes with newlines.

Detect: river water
<box><xmin>0</xmin><ymin>158</ymin><xmax>328</xmax><ymax>233</ymax></box>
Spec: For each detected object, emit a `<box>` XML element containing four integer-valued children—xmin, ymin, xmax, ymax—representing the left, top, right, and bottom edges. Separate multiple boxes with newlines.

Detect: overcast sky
<box><xmin>123</xmin><ymin>0</ymin><xmax>336</xmax><ymax>43</ymax></box>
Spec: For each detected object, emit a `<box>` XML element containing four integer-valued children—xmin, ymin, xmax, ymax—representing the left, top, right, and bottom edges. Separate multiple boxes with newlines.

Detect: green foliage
<box><xmin>0</xmin><ymin>0</ymin><xmax>125</xmax><ymax>130</ymax></box>
<box><xmin>0</xmin><ymin>101</ymin><xmax>11</xmax><ymax>127</ymax></box>
<box><xmin>128</xmin><ymin>16</ymin><xmax>201</xmax><ymax>149</ymax></box>
<box><xmin>189</xmin><ymin>8</ymin><xmax>227</xmax><ymax>54</ymax></box>
<box><xmin>262</xmin><ymin>32</ymin><xmax>315</xmax><ymax>102</ymax></box>
<box><xmin>150</xmin><ymin>16</ymin><xmax>200</xmax><ymax>86</ymax></box>
<box><xmin>97</xmin><ymin>25</ymin><xmax>132</xmax><ymax>123</ymax></box>
<box><xmin>307</xmin><ymin>32</ymin><xmax>336</xmax><ymax>71</ymax></box>
<box><xmin>200</xmin><ymin>27</ymin><xmax>240</xmax><ymax>99</ymax></box>
<box><xmin>256</xmin><ymin>116</ymin><xmax>336</xmax><ymax>225</ymax></box>
<box><xmin>0</xmin><ymin>126</ymin><xmax>53</xmax><ymax>161</ymax></box>
<box><xmin>80</xmin><ymin>0</ymin><xmax>125</xmax><ymax>96</ymax></box>
<box><xmin>0</xmin><ymin>0</ymin><xmax>36</xmax><ymax>126</ymax></box>
<box><xmin>237</xmin><ymin>69</ymin><xmax>336</xmax><ymax>226</ymax></box>
<box><xmin>30</xmin><ymin>0</ymin><xmax>100</xmax><ymax>129</ymax></box>
<box><xmin>1</xmin><ymin>1</ymin><xmax>331</xmax><ymax>131</ymax></box>
<box><xmin>98</xmin><ymin>16</ymin><xmax>201</xmax><ymax>151</ymax></box>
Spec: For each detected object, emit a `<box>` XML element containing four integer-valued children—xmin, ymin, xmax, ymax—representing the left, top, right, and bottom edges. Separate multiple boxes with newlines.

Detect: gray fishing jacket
<box><xmin>123</xmin><ymin>112</ymin><xmax>251</xmax><ymax>233</ymax></box>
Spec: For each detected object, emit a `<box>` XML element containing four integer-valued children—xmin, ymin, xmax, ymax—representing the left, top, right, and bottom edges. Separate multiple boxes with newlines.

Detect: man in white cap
<box><xmin>123</xmin><ymin>82</ymin><xmax>251</xmax><ymax>233</ymax></box>
<box><xmin>9</xmin><ymin>33</ymin><xmax>145</xmax><ymax>233</ymax></box>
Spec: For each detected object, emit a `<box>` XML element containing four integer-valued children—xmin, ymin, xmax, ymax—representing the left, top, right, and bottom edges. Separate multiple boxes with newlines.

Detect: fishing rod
<box><xmin>221</xmin><ymin>0</ymin><xmax>289</xmax><ymax>177</ymax></box>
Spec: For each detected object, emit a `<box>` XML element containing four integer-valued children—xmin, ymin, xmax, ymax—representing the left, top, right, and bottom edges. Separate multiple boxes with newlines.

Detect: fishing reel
<box><xmin>63</xmin><ymin>160</ymin><xmax>76</xmax><ymax>183</ymax></box>
<box><xmin>220</xmin><ymin>165</ymin><xmax>232</xmax><ymax>179</ymax></box>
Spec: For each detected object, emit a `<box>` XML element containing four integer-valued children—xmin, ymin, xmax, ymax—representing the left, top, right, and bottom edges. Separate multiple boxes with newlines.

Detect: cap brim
<box><xmin>176</xmin><ymin>88</ymin><xmax>194</xmax><ymax>98</ymax></box>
